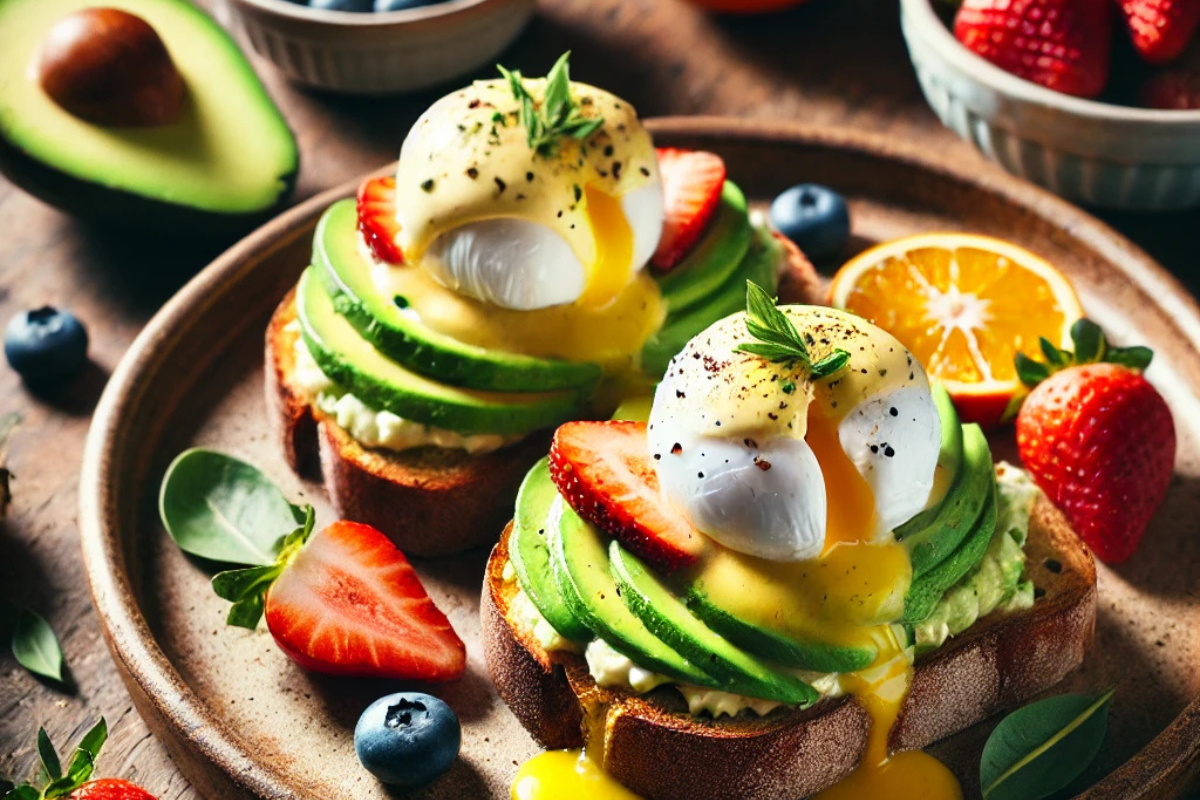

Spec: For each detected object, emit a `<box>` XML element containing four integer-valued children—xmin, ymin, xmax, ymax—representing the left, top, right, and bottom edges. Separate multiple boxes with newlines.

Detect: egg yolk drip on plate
<box><xmin>372</xmin><ymin>75</ymin><xmax>665</xmax><ymax>371</ymax></box>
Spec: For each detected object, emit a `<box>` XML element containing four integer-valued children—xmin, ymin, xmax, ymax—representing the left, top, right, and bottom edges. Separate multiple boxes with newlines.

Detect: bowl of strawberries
<box><xmin>900</xmin><ymin>0</ymin><xmax>1200</xmax><ymax>210</ymax></box>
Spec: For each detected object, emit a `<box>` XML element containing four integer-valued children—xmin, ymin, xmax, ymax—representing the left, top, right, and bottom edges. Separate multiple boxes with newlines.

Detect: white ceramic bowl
<box><xmin>900</xmin><ymin>0</ymin><xmax>1200</xmax><ymax>210</ymax></box>
<box><xmin>216</xmin><ymin>0</ymin><xmax>535</xmax><ymax>96</ymax></box>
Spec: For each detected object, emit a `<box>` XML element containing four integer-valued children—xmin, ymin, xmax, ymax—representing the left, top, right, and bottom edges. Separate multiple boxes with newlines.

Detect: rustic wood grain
<box><xmin>0</xmin><ymin>0</ymin><xmax>1196</xmax><ymax>796</ymax></box>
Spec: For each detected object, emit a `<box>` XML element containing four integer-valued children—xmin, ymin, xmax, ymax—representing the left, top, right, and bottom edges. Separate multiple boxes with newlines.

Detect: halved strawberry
<box><xmin>651</xmin><ymin>148</ymin><xmax>727</xmax><ymax>271</ymax></box>
<box><xmin>357</xmin><ymin>176</ymin><xmax>405</xmax><ymax>264</ymax></box>
<box><xmin>1120</xmin><ymin>0</ymin><xmax>1200</xmax><ymax>65</ymax></box>
<box><xmin>549</xmin><ymin>420</ymin><xmax>705</xmax><ymax>571</ymax></box>
<box><xmin>213</xmin><ymin>515</ymin><xmax>466</xmax><ymax>682</ymax></box>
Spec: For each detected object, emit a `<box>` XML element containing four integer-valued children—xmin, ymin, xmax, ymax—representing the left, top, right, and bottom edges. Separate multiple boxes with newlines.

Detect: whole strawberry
<box><xmin>4</xmin><ymin>719</ymin><xmax>158</xmax><ymax>800</ymax></box>
<box><xmin>1119</xmin><ymin>0</ymin><xmax>1200</xmax><ymax>64</ymax></box>
<box><xmin>955</xmin><ymin>0</ymin><xmax>1114</xmax><ymax>98</ymax></box>
<box><xmin>1013</xmin><ymin>320</ymin><xmax>1176</xmax><ymax>564</ymax></box>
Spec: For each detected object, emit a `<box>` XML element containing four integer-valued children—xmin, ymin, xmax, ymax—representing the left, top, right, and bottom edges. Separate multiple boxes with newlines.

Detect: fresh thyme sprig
<box><xmin>496</xmin><ymin>52</ymin><xmax>604</xmax><ymax>157</ymax></box>
<box><xmin>735</xmin><ymin>281</ymin><xmax>850</xmax><ymax>381</ymax></box>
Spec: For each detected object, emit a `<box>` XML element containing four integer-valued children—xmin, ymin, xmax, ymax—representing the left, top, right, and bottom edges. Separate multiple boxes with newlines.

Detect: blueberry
<box><xmin>374</xmin><ymin>0</ymin><xmax>444</xmax><ymax>10</ymax></box>
<box><xmin>354</xmin><ymin>692</ymin><xmax>460</xmax><ymax>787</ymax></box>
<box><xmin>4</xmin><ymin>307</ymin><xmax>88</xmax><ymax>384</ymax></box>
<box><xmin>769</xmin><ymin>183</ymin><xmax>851</xmax><ymax>264</ymax></box>
<box><xmin>309</xmin><ymin>0</ymin><xmax>372</xmax><ymax>11</ymax></box>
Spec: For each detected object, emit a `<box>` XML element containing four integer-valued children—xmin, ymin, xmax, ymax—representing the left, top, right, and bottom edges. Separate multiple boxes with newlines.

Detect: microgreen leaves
<box><xmin>736</xmin><ymin>281</ymin><xmax>850</xmax><ymax>380</ymax></box>
<box><xmin>497</xmin><ymin>52</ymin><xmax>604</xmax><ymax>157</ymax></box>
<box><xmin>5</xmin><ymin>718</ymin><xmax>108</xmax><ymax>800</ymax></box>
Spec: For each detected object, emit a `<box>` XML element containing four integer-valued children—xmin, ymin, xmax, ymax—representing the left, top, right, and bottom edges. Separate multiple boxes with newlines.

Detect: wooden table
<box><xmin>1</xmin><ymin>0</ymin><xmax>1194</xmax><ymax>795</ymax></box>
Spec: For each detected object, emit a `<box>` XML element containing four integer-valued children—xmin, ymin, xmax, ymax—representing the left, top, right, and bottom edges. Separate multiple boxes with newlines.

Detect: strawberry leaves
<box><xmin>497</xmin><ymin>52</ymin><xmax>604</xmax><ymax>158</ymax></box>
<box><xmin>212</xmin><ymin>506</ymin><xmax>316</xmax><ymax>630</ymax></box>
<box><xmin>5</xmin><ymin>718</ymin><xmax>107</xmax><ymax>800</ymax></box>
<box><xmin>737</xmin><ymin>281</ymin><xmax>850</xmax><ymax>380</ymax></box>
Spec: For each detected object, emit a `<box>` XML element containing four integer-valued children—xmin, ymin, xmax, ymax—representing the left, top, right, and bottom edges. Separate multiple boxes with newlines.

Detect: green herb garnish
<box><xmin>736</xmin><ymin>281</ymin><xmax>849</xmax><ymax>380</ymax></box>
<box><xmin>497</xmin><ymin>52</ymin><xmax>604</xmax><ymax>157</ymax></box>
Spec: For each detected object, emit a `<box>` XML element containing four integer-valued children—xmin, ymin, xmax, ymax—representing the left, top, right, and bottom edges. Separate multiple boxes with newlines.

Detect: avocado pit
<box><xmin>34</xmin><ymin>7</ymin><xmax>186</xmax><ymax>127</ymax></box>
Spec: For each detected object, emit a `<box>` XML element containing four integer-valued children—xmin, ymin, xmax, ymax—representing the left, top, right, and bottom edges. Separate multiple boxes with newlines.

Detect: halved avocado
<box><xmin>899</xmin><ymin>423</ymin><xmax>996</xmax><ymax>578</ymax></box>
<box><xmin>894</xmin><ymin>383</ymin><xmax>964</xmax><ymax>537</ymax></box>
<box><xmin>550</xmin><ymin>503</ymin><xmax>715</xmax><ymax>686</ymax></box>
<box><xmin>296</xmin><ymin>268</ymin><xmax>586</xmax><ymax>435</ymax></box>
<box><xmin>654</xmin><ymin>181</ymin><xmax>753</xmax><ymax>314</ymax></box>
<box><xmin>315</xmin><ymin>199</ymin><xmax>602</xmax><ymax>393</ymax></box>
<box><xmin>0</xmin><ymin>0</ymin><xmax>297</xmax><ymax>233</ymax></box>
<box><xmin>610</xmin><ymin>542</ymin><xmax>820</xmax><ymax>707</ymax></box>
<box><xmin>509</xmin><ymin>459</ymin><xmax>591</xmax><ymax>642</ymax></box>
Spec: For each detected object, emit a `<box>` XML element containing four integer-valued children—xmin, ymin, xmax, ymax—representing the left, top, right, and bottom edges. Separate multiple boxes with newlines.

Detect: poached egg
<box><xmin>648</xmin><ymin>305</ymin><xmax>941</xmax><ymax>562</ymax></box>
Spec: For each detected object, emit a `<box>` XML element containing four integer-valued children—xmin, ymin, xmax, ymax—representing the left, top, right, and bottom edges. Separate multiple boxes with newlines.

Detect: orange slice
<box><xmin>829</xmin><ymin>233</ymin><xmax>1083</xmax><ymax>426</ymax></box>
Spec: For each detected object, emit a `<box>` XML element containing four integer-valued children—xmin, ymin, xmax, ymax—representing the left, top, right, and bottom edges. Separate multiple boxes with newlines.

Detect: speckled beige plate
<box><xmin>79</xmin><ymin>119</ymin><xmax>1200</xmax><ymax>800</ymax></box>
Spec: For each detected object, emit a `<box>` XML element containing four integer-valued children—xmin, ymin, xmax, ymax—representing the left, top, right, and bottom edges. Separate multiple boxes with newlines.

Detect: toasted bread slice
<box><xmin>265</xmin><ymin>243</ymin><xmax>821</xmax><ymax>557</ymax></box>
<box><xmin>481</xmin><ymin>496</ymin><xmax>1097</xmax><ymax>800</ymax></box>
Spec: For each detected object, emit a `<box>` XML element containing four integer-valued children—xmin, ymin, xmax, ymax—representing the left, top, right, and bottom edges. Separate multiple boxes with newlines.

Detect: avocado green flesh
<box><xmin>550</xmin><ymin>503</ymin><xmax>715</xmax><ymax>686</ymax></box>
<box><xmin>654</xmin><ymin>182</ymin><xmax>753</xmax><ymax>314</ymax></box>
<box><xmin>895</xmin><ymin>384</ymin><xmax>964</xmax><ymax>539</ymax></box>
<box><xmin>609</xmin><ymin>542</ymin><xmax>819</xmax><ymax>706</ymax></box>
<box><xmin>0</xmin><ymin>0</ymin><xmax>296</xmax><ymax>214</ymax></box>
<box><xmin>296</xmin><ymin>268</ymin><xmax>585</xmax><ymax>435</ymax></box>
<box><xmin>901</xmin><ymin>423</ymin><xmax>996</xmax><ymax>578</ymax></box>
<box><xmin>316</xmin><ymin>199</ymin><xmax>603</xmax><ymax>393</ymax></box>
<box><xmin>510</xmin><ymin>459</ymin><xmax>591</xmax><ymax>642</ymax></box>
<box><xmin>903</xmin><ymin>477</ymin><xmax>999</xmax><ymax>625</ymax></box>
<box><xmin>642</xmin><ymin>225</ymin><xmax>782</xmax><ymax>377</ymax></box>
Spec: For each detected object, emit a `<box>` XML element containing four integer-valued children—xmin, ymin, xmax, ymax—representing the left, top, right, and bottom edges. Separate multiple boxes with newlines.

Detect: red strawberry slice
<box><xmin>357</xmin><ymin>176</ymin><xmax>405</xmax><ymax>265</ymax></box>
<box><xmin>263</xmin><ymin>521</ymin><xmax>466</xmax><ymax>681</ymax></box>
<box><xmin>549</xmin><ymin>420</ymin><xmax>705</xmax><ymax>571</ymax></box>
<box><xmin>1120</xmin><ymin>0</ymin><xmax>1200</xmax><ymax>64</ymax></box>
<box><xmin>954</xmin><ymin>0</ymin><xmax>1113</xmax><ymax>99</ymax></box>
<box><xmin>652</xmin><ymin>148</ymin><xmax>727</xmax><ymax>271</ymax></box>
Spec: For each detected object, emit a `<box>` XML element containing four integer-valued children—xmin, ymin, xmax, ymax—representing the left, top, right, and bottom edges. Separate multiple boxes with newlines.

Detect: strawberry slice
<box><xmin>652</xmin><ymin>148</ymin><xmax>727</xmax><ymax>272</ymax></box>
<box><xmin>549</xmin><ymin>420</ymin><xmax>705</xmax><ymax>571</ymax></box>
<box><xmin>213</xmin><ymin>516</ymin><xmax>466</xmax><ymax>682</ymax></box>
<box><xmin>357</xmin><ymin>176</ymin><xmax>405</xmax><ymax>264</ymax></box>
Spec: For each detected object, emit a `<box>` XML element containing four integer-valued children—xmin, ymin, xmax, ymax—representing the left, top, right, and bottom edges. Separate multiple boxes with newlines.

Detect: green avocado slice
<box><xmin>894</xmin><ymin>383</ymin><xmax>964</xmax><ymax>538</ymax></box>
<box><xmin>654</xmin><ymin>181</ymin><xmax>753</xmax><ymax>314</ymax></box>
<box><xmin>903</xmin><ymin>475</ymin><xmax>999</xmax><ymax>625</ymax></box>
<box><xmin>641</xmin><ymin>225</ymin><xmax>782</xmax><ymax>377</ymax></box>
<box><xmin>296</xmin><ymin>267</ymin><xmax>586</xmax><ymax>435</ymax></box>
<box><xmin>315</xmin><ymin>199</ymin><xmax>603</xmax><ymax>393</ymax></box>
<box><xmin>509</xmin><ymin>459</ymin><xmax>592</xmax><ymax>642</ymax></box>
<box><xmin>550</xmin><ymin>504</ymin><xmax>715</xmax><ymax>686</ymax></box>
<box><xmin>0</xmin><ymin>0</ymin><xmax>297</xmax><ymax>231</ymax></box>
<box><xmin>900</xmin><ymin>423</ymin><xmax>995</xmax><ymax>578</ymax></box>
<box><xmin>610</xmin><ymin>542</ymin><xmax>820</xmax><ymax>706</ymax></box>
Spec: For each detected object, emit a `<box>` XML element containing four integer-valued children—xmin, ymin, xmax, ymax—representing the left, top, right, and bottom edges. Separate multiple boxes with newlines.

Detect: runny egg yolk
<box><xmin>805</xmin><ymin>403</ymin><xmax>878</xmax><ymax>550</ymax></box>
<box><xmin>511</xmin><ymin>750</ymin><xmax>640</xmax><ymax>800</ymax></box>
<box><xmin>578</xmin><ymin>185</ymin><xmax>635</xmax><ymax>310</ymax></box>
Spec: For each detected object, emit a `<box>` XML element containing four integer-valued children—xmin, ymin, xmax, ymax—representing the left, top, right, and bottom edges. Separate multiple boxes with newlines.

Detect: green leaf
<box><xmin>159</xmin><ymin>449</ymin><xmax>300</xmax><ymax>566</ymax></box>
<box><xmin>1070</xmin><ymin>319</ymin><xmax>1105</xmax><ymax>364</ymax></box>
<box><xmin>1106</xmin><ymin>345</ymin><xmax>1154</xmax><ymax>371</ymax></box>
<box><xmin>37</xmin><ymin>728</ymin><xmax>61</xmax><ymax>780</ymax></box>
<box><xmin>810</xmin><ymin>350</ymin><xmax>851</xmax><ymax>379</ymax></box>
<box><xmin>226</xmin><ymin>594</ymin><xmax>266</xmax><ymax>630</ymax></box>
<box><xmin>498</xmin><ymin>53</ymin><xmax>603</xmax><ymax>157</ymax></box>
<box><xmin>981</xmin><ymin>688</ymin><xmax>1115</xmax><ymax>800</ymax></box>
<box><xmin>210</xmin><ymin>505</ymin><xmax>313</xmax><ymax>631</ymax></box>
<box><xmin>1015</xmin><ymin>352</ymin><xmax>1051</xmax><ymax>387</ymax></box>
<box><xmin>5</xmin><ymin>785</ymin><xmax>38</xmax><ymax>800</ymax></box>
<box><xmin>12</xmin><ymin>608</ymin><xmax>64</xmax><ymax>682</ymax></box>
<box><xmin>1039</xmin><ymin>337</ymin><xmax>1071</xmax><ymax>367</ymax></box>
<box><xmin>75</xmin><ymin>718</ymin><xmax>107</xmax><ymax>760</ymax></box>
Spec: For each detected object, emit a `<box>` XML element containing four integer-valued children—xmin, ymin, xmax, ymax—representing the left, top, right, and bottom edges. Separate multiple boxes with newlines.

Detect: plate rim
<box><xmin>78</xmin><ymin>116</ymin><xmax>1200</xmax><ymax>800</ymax></box>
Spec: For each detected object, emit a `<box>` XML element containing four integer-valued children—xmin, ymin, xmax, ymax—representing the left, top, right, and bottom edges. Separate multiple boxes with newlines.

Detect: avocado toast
<box><xmin>266</xmin><ymin>55</ymin><xmax>820</xmax><ymax>556</ymax></box>
<box><xmin>482</xmin><ymin>294</ymin><xmax>1097</xmax><ymax>799</ymax></box>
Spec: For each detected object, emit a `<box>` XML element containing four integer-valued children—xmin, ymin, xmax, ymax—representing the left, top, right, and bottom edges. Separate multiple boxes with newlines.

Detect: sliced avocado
<box><xmin>641</xmin><ymin>225</ymin><xmax>782</xmax><ymax>377</ymax></box>
<box><xmin>894</xmin><ymin>383</ymin><xmax>965</xmax><ymax>537</ymax></box>
<box><xmin>654</xmin><ymin>182</ymin><xmax>753</xmax><ymax>314</ymax></box>
<box><xmin>550</xmin><ymin>503</ymin><xmax>715</xmax><ymax>686</ymax></box>
<box><xmin>609</xmin><ymin>543</ymin><xmax>819</xmax><ymax>706</ymax></box>
<box><xmin>684</xmin><ymin>586</ymin><xmax>875</xmax><ymax>673</ymax></box>
<box><xmin>296</xmin><ymin>268</ymin><xmax>586</xmax><ymax>435</ymax></box>
<box><xmin>316</xmin><ymin>199</ymin><xmax>602</xmax><ymax>393</ymax></box>
<box><xmin>899</xmin><ymin>423</ymin><xmax>995</xmax><ymax>578</ymax></box>
<box><xmin>0</xmin><ymin>0</ymin><xmax>297</xmax><ymax>233</ymax></box>
<box><xmin>509</xmin><ymin>459</ymin><xmax>591</xmax><ymax>642</ymax></box>
<box><xmin>903</xmin><ymin>476</ymin><xmax>999</xmax><ymax>625</ymax></box>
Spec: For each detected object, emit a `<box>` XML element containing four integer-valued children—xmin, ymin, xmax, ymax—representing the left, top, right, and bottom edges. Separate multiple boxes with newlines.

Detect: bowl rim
<box><xmin>901</xmin><ymin>0</ymin><xmax>1200</xmax><ymax>125</ymax></box>
<box><xmin>225</xmin><ymin>0</ymin><xmax>508</xmax><ymax>26</ymax></box>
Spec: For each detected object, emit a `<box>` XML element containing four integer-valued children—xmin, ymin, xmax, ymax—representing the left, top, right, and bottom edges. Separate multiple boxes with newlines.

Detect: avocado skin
<box><xmin>550</xmin><ymin>503</ymin><xmax>714</xmax><ymax>686</ymax></box>
<box><xmin>610</xmin><ymin>542</ymin><xmax>820</xmax><ymax>707</ymax></box>
<box><xmin>654</xmin><ymin>181</ymin><xmax>753</xmax><ymax>314</ymax></box>
<box><xmin>314</xmin><ymin>199</ymin><xmax>602</xmax><ymax>393</ymax></box>
<box><xmin>903</xmin><ymin>476</ymin><xmax>999</xmax><ymax>625</ymax></box>
<box><xmin>509</xmin><ymin>459</ymin><xmax>592</xmax><ymax>642</ymax></box>
<box><xmin>900</xmin><ymin>423</ymin><xmax>995</xmax><ymax>579</ymax></box>
<box><xmin>0</xmin><ymin>135</ymin><xmax>297</xmax><ymax>237</ymax></box>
